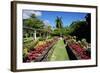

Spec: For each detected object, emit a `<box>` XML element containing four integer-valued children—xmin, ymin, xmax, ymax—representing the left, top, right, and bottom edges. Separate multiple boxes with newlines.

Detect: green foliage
<box><xmin>23</xmin><ymin>18</ymin><xmax>44</xmax><ymax>29</ymax></box>
<box><xmin>23</xmin><ymin>39</ymin><xmax>39</xmax><ymax>51</ymax></box>
<box><xmin>23</xmin><ymin>47</ymin><xmax>28</xmax><ymax>62</ymax></box>
<box><xmin>43</xmin><ymin>25</ymin><xmax>52</xmax><ymax>33</ymax></box>
<box><xmin>62</xmin><ymin>13</ymin><xmax>91</xmax><ymax>43</ymax></box>
<box><xmin>68</xmin><ymin>17</ymin><xmax>91</xmax><ymax>43</ymax></box>
<box><xmin>23</xmin><ymin>13</ymin><xmax>91</xmax><ymax>42</ymax></box>
<box><xmin>55</xmin><ymin>16</ymin><xmax>63</xmax><ymax>28</ymax></box>
<box><xmin>51</xmin><ymin>27</ymin><xmax>70</xmax><ymax>36</ymax></box>
<box><xmin>47</xmin><ymin>36</ymin><xmax>52</xmax><ymax>39</ymax></box>
<box><xmin>38</xmin><ymin>37</ymin><xmax>46</xmax><ymax>41</ymax></box>
<box><xmin>69</xmin><ymin>21</ymin><xmax>87</xmax><ymax>33</ymax></box>
<box><xmin>23</xmin><ymin>14</ymin><xmax>44</xmax><ymax>28</ymax></box>
<box><xmin>24</xmin><ymin>37</ymin><xmax>33</xmax><ymax>43</ymax></box>
<box><xmin>52</xmin><ymin>28</ymin><xmax>60</xmax><ymax>36</ymax></box>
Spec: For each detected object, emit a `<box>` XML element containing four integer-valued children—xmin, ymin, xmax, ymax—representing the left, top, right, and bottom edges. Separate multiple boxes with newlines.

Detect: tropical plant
<box><xmin>23</xmin><ymin>14</ymin><xmax>45</xmax><ymax>40</ymax></box>
<box><xmin>55</xmin><ymin>16</ymin><xmax>63</xmax><ymax>36</ymax></box>
<box><xmin>55</xmin><ymin>16</ymin><xmax>63</xmax><ymax>28</ymax></box>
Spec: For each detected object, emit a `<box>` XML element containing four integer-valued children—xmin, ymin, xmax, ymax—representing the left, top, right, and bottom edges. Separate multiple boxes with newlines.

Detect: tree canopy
<box><xmin>23</xmin><ymin>14</ymin><xmax>44</xmax><ymax>29</ymax></box>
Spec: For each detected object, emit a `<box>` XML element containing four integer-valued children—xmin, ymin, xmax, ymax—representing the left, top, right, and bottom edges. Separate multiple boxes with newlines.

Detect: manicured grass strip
<box><xmin>50</xmin><ymin>39</ymin><xmax>69</xmax><ymax>61</ymax></box>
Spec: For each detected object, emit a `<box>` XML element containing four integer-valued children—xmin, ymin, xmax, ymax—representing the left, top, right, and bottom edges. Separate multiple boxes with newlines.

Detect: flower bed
<box><xmin>24</xmin><ymin>37</ymin><xmax>58</xmax><ymax>62</ymax></box>
<box><xmin>69</xmin><ymin>43</ymin><xmax>90</xmax><ymax>59</ymax></box>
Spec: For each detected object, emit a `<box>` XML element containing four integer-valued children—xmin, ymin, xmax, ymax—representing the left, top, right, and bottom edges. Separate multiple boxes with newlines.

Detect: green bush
<box><xmin>38</xmin><ymin>37</ymin><xmax>46</xmax><ymax>41</ymax></box>
<box><xmin>23</xmin><ymin>39</ymin><xmax>39</xmax><ymax>51</ymax></box>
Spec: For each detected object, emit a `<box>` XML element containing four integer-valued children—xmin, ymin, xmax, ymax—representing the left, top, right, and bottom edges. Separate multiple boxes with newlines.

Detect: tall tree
<box><xmin>23</xmin><ymin>14</ymin><xmax>44</xmax><ymax>40</ymax></box>
<box><xmin>55</xmin><ymin>16</ymin><xmax>63</xmax><ymax>28</ymax></box>
<box><xmin>69</xmin><ymin>13</ymin><xmax>91</xmax><ymax>43</ymax></box>
<box><xmin>55</xmin><ymin>16</ymin><xmax>63</xmax><ymax>36</ymax></box>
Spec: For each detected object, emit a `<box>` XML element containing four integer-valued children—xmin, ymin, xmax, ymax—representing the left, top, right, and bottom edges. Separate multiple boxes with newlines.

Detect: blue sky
<box><xmin>23</xmin><ymin>10</ymin><xmax>87</xmax><ymax>28</ymax></box>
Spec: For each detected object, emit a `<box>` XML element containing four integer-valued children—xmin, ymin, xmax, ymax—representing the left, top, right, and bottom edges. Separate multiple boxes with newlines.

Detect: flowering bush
<box><xmin>69</xmin><ymin>43</ymin><xmax>90</xmax><ymax>59</ymax></box>
<box><xmin>24</xmin><ymin>37</ymin><xmax>58</xmax><ymax>62</ymax></box>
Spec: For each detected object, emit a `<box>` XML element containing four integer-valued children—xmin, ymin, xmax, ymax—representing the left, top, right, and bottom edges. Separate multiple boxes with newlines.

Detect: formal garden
<box><xmin>23</xmin><ymin>11</ymin><xmax>91</xmax><ymax>62</ymax></box>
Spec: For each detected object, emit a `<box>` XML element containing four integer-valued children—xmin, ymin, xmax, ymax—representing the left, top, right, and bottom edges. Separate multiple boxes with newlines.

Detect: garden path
<box><xmin>50</xmin><ymin>39</ymin><xmax>69</xmax><ymax>61</ymax></box>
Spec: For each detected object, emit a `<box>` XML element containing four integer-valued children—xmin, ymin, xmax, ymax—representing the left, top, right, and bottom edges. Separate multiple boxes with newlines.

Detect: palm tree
<box><xmin>55</xmin><ymin>16</ymin><xmax>63</xmax><ymax>36</ymax></box>
<box><xmin>55</xmin><ymin>16</ymin><xmax>63</xmax><ymax>28</ymax></box>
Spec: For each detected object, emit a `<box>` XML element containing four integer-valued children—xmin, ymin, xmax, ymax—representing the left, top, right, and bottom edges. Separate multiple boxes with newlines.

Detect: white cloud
<box><xmin>43</xmin><ymin>20</ymin><xmax>50</xmax><ymax>26</ymax></box>
<box><xmin>23</xmin><ymin>10</ymin><xmax>42</xmax><ymax>19</ymax></box>
<box><xmin>33</xmin><ymin>11</ymin><xmax>42</xmax><ymax>16</ymax></box>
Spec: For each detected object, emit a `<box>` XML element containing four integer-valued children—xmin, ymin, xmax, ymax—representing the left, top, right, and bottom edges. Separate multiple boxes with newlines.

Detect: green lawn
<box><xmin>49</xmin><ymin>39</ymin><xmax>69</xmax><ymax>61</ymax></box>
